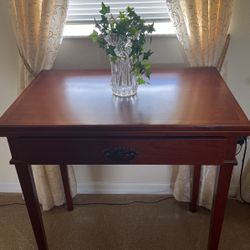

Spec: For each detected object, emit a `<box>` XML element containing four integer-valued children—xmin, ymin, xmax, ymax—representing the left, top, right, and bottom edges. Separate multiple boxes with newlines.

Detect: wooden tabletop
<box><xmin>0</xmin><ymin>67</ymin><xmax>250</xmax><ymax>137</ymax></box>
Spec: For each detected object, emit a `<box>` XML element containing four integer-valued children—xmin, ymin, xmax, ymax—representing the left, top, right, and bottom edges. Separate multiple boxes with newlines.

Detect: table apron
<box><xmin>8</xmin><ymin>136</ymin><xmax>230</xmax><ymax>165</ymax></box>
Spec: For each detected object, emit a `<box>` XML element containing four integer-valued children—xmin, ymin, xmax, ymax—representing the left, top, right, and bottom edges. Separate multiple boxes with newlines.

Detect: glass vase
<box><xmin>110</xmin><ymin>58</ymin><xmax>137</xmax><ymax>97</ymax></box>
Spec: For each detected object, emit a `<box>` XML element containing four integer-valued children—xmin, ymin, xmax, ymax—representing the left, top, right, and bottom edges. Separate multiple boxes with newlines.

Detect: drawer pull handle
<box><xmin>103</xmin><ymin>147</ymin><xmax>137</xmax><ymax>162</ymax></box>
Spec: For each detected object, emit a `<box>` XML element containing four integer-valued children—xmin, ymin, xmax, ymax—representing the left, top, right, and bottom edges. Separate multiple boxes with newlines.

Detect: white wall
<box><xmin>54</xmin><ymin>35</ymin><xmax>185</xmax><ymax>70</ymax></box>
<box><xmin>0</xmin><ymin>0</ymin><xmax>20</xmax><ymax>191</ymax></box>
<box><xmin>227</xmin><ymin>1</ymin><xmax>250</xmax><ymax>117</ymax></box>
<box><xmin>226</xmin><ymin>0</ymin><xmax>250</xmax><ymax>191</ymax></box>
<box><xmin>0</xmin><ymin>0</ymin><xmax>249</xmax><ymax>194</ymax></box>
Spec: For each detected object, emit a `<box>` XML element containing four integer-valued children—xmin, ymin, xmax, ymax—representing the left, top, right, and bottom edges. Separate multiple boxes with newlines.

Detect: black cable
<box><xmin>239</xmin><ymin>137</ymin><xmax>250</xmax><ymax>204</ymax></box>
<box><xmin>72</xmin><ymin>196</ymin><xmax>172</xmax><ymax>206</ymax></box>
<box><xmin>0</xmin><ymin>196</ymin><xmax>173</xmax><ymax>208</ymax></box>
<box><xmin>0</xmin><ymin>203</ymin><xmax>25</xmax><ymax>207</ymax></box>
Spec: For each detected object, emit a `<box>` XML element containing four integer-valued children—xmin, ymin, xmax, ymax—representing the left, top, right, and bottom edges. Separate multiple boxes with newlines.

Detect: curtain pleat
<box><xmin>9</xmin><ymin>0</ymin><xmax>77</xmax><ymax>211</ymax></box>
<box><xmin>166</xmin><ymin>0</ymin><xmax>234</xmax><ymax>209</ymax></box>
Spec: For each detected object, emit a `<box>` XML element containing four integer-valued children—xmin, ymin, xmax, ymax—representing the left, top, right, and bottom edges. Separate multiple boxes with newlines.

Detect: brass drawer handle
<box><xmin>103</xmin><ymin>147</ymin><xmax>137</xmax><ymax>162</ymax></box>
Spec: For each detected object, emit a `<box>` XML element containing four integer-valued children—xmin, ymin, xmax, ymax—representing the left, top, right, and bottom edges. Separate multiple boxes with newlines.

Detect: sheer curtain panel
<box><xmin>166</xmin><ymin>0</ymin><xmax>234</xmax><ymax>209</ymax></box>
<box><xmin>9</xmin><ymin>0</ymin><xmax>77</xmax><ymax>211</ymax></box>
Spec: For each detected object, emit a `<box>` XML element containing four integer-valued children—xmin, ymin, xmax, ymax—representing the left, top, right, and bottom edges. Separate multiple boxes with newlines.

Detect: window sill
<box><xmin>63</xmin><ymin>22</ymin><xmax>176</xmax><ymax>39</ymax></box>
<box><xmin>63</xmin><ymin>33</ymin><xmax>176</xmax><ymax>40</ymax></box>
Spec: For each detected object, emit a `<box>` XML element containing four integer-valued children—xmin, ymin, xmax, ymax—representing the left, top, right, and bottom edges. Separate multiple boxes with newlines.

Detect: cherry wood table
<box><xmin>0</xmin><ymin>68</ymin><xmax>250</xmax><ymax>250</ymax></box>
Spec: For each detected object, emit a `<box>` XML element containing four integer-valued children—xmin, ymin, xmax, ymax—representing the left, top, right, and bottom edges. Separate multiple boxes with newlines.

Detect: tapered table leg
<box><xmin>207</xmin><ymin>163</ymin><xmax>233</xmax><ymax>250</ymax></box>
<box><xmin>15</xmin><ymin>164</ymin><xmax>48</xmax><ymax>250</ymax></box>
<box><xmin>60</xmin><ymin>164</ymin><xmax>73</xmax><ymax>211</ymax></box>
<box><xmin>189</xmin><ymin>164</ymin><xmax>201</xmax><ymax>213</ymax></box>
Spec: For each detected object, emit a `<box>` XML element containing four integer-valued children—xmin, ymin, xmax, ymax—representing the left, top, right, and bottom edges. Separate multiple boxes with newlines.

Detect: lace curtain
<box><xmin>9</xmin><ymin>0</ymin><xmax>77</xmax><ymax>211</ymax></box>
<box><xmin>166</xmin><ymin>0</ymin><xmax>234</xmax><ymax>209</ymax></box>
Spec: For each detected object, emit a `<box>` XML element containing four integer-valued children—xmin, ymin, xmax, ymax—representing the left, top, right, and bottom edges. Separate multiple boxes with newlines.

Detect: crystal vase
<box><xmin>110</xmin><ymin>58</ymin><xmax>137</xmax><ymax>97</ymax></box>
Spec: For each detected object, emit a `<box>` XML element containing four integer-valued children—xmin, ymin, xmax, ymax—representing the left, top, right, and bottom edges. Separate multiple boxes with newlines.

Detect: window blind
<box><xmin>67</xmin><ymin>0</ymin><xmax>170</xmax><ymax>24</ymax></box>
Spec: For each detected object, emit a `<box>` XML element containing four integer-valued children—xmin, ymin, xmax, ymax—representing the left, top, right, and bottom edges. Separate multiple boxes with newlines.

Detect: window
<box><xmin>63</xmin><ymin>0</ymin><xmax>175</xmax><ymax>37</ymax></box>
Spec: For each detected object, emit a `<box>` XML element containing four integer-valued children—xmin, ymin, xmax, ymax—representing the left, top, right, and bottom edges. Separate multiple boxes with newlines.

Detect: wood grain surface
<box><xmin>0</xmin><ymin>68</ymin><xmax>249</xmax><ymax>137</ymax></box>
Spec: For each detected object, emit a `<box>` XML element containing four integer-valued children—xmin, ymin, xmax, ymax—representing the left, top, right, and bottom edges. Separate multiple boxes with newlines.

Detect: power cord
<box><xmin>0</xmin><ymin>202</ymin><xmax>25</xmax><ymax>207</ymax></box>
<box><xmin>238</xmin><ymin>137</ymin><xmax>250</xmax><ymax>204</ymax></box>
<box><xmin>72</xmin><ymin>196</ymin><xmax>172</xmax><ymax>206</ymax></box>
<box><xmin>0</xmin><ymin>196</ymin><xmax>173</xmax><ymax>208</ymax></box>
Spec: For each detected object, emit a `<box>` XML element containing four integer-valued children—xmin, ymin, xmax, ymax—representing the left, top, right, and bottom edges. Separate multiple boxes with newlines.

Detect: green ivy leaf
<box><xmin>106</xmin><ymin>45</ymin><xmax>117</xmax><ymax>57</ymax></box>
<box><xmin>140</xmin><ymin>60</ymin><xmax>151</xmax><ymax>78</ymax></box>
<box><xmin>110</xmin><ymin>56</ymin><xmax>117</xmax><ymax>63</ymax></box>
<box><xmin>126</xmin><ymin>6</ymin><xmax>134</xmax><ymax>14</ymax></box>
<box><xmin>137</xmin><ymin>76</ymin><xmax>145</xmax><ymax>85</ymax></box>
<box><xmin>98</xmin><ymin>37</ymin><xmax>107</xmax><ymax>48</ymax></box>
<box><xmin>119</xmin><ymin>11</ymin><xmax>126</xmax><ymax>19</ymax></box>
<box><xmin>147</xmin><ymin>23</ymin><xmax>155</xmax><ymax>33</ymax></box>
<box><xmin>143</xmin><ymin>50</ymin><xmax>153</xmax><ymax>60</ymax></box>
<box><xmin>89</xmin><ymin>30</ymin><xmax>98</xmax><ymax>43</ymax></box>
<box><xmin>100</xmin><ymin>2</ymin><xmax>110</xmax><ymax>15</ymax></box>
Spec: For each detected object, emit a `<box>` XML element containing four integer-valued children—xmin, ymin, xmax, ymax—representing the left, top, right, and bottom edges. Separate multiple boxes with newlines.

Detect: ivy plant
<box><xmin>90</xmin><ymin>2</ymin><xmax>155</xmax><ymax>84</ymax></box>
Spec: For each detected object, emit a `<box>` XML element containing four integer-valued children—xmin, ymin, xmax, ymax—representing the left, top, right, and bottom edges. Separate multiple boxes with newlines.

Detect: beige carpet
<box><xmin>0</xmin><ymin>194</ymin><xmax>250</xmax><ymax>250</ymax></box>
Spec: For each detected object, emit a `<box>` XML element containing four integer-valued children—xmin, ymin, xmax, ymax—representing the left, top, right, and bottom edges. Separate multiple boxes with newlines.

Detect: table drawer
<box><xmin>8</xmin><ymin>137</ymin><xmax>227</xmax><ymax>165</ymax></box>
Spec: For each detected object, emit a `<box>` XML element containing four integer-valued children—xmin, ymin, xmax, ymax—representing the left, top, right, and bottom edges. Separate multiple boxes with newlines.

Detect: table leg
<box><xmin>59</xmin><ymin>164</ymin><xmax>73</xmax><ymax>211</ymax></box>
<box><xmin>207</xmin><ymin>163</ymin><xmax>233</xmax><ymax>250</ymax></box>
<box><xmin>15</xmin><ymin>164</ymin><xmax>48</xmax><ymax>250</ymax></box>
<box><xmin>189</xmin><ymin>164</ymin><xmax>201</xmax><ymax>213</ymax></box>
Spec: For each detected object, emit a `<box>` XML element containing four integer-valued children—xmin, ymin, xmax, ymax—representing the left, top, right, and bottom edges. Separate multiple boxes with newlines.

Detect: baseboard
<box><xmin>228</xmin><ymin>184</ymin><xmax>240</xmax><ymax>197</ymax></box>
<box><xmin>0</xmin><ymin>183</ymin><xmax>21</xmax><ymax>193</ymax></box>
<box><xmin>0</xmin><ymin>181</ymin><xmax>172</xmax><ymax>195</ymax></box>
<box><xmin>0</xmin><ymin>182</ymin><xmax>239</xmax><ymax>197</ymax></box>
<box><xmin>77</xmin><ymin>182</ymin><xmax>173</xmax><ymax>195</ymax></box>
